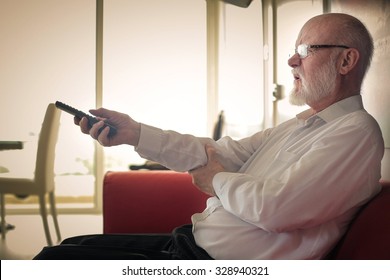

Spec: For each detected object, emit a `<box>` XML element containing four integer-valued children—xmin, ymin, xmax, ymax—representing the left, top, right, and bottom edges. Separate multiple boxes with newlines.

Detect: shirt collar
<box><xmin>296</xmin><ymin>95</ymin><xmax>364</xmax><ymax>124</ymax></box>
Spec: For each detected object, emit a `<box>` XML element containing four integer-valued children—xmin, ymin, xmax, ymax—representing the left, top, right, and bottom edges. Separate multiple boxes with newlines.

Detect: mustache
<box><xmin>292</xmin><ymin>69</ymin><xmax>303</xmax><ymax>77</ymax></box>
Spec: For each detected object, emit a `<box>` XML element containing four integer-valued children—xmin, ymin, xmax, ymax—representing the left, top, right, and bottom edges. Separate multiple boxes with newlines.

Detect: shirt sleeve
<box><xmin>213</xmin><ymin>124</ymin><xmax>384</xmax><ymax>233</ymax></box>
<box><xmin>135</xmin><ymin>123</ymin><xmax>270</xmax><ymax>172</ymax></box>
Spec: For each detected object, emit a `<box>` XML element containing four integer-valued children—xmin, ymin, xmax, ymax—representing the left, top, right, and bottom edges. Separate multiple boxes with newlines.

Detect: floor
<box><xmin>0</xmin><ymin>214</ymin><xmax>103</xmax><ymax>259</ymax></box>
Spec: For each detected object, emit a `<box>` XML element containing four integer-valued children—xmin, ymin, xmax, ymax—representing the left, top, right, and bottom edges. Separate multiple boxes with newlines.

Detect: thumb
<box><xmin>89</xmin><ymin>108</ymin><xmax>111</xmax><ymax>119</ymax></box>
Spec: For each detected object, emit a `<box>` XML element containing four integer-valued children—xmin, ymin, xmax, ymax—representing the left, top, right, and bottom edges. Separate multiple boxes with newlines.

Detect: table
<box><xmin>0</xmin><ymin>141</ymin><xmax>23</xmax><ymax>151</ymax></box>
<box><xmin>0</xmin><ymin>141</ymin><xmax>23</xmax><ymax>173</ymax></box>
<box><xmin>0</xmin><ymin>141</ymin><xmax>23</xmax><ymax>233</ymax></box>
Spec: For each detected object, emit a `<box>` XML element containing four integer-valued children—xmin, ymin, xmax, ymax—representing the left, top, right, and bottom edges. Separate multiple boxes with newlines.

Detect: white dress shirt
<box><xmin>135</xmin><ymin>95</ymin><xmax>384</xmax><ymax>259</ymax></box>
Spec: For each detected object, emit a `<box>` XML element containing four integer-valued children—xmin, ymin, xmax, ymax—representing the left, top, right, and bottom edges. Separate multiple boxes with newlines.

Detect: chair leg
<box><xmin>49</xmin><ymin>191</ymin><xmax>61</xmax><ymax>242</ymax></box>
<box><xmin>38</xmin><ymin>194</ymin><xmax>53</xmax><ymax>246</ymax></box>
<box><xmin>0</xmin><ymin>193</ymin><xmax>5</xmax><ymax>240</ymax></box>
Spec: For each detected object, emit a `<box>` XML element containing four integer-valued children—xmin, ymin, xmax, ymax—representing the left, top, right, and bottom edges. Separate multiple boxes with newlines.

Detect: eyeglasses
<box><xmin>291</xmin><ymin>44</ymin><xmax>350</xmax><ymax>59</ymax></box>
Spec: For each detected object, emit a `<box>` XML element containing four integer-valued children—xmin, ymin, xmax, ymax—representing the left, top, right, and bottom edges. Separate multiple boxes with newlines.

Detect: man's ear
<box><xmin>339</xmin><ymin>48</ymin><xmax>360</xmax><ymax>75</ymax></box>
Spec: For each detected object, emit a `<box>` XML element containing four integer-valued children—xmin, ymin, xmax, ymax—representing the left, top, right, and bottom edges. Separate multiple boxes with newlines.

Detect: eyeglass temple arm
<box><xmin>309</xmin><ymin>44</ymin><xmax>349</xmax><ymax>49</ymax></box>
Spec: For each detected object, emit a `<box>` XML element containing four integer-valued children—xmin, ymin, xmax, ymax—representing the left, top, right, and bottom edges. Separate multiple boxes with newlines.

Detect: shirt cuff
<box><xmin>135</xmin><ymin>123</ymin><xmax>163</xmax><ymax>160</ymax></box>
<box><xmin>212</xmin><ymin>172</ymin><xmax>234</xmax><ymax>198</ymax></box>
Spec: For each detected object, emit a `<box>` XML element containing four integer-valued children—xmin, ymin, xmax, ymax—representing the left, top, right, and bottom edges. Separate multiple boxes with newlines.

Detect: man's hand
<box><xmin>74</xmin><ymin>108</ymin><xmax>141</xmax><ymax>147</ymax></box>
<box><xmin>189</xmin><ymin>144</ymin><xmax>225</xmax><ymax>197</ymax></box>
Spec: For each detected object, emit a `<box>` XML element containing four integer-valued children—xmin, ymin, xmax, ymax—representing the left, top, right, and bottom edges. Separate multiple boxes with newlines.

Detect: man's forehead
<box><xmin>296</xmin><ymin>18</ymin><xmax>334</xmax><ymax>45</ymax></box>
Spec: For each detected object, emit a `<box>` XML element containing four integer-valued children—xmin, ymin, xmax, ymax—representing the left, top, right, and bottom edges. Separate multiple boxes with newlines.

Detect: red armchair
<box><xmin>103</xmin><ymin>170</ymin><xmax>390</xmax><ymax>260</ymax></box>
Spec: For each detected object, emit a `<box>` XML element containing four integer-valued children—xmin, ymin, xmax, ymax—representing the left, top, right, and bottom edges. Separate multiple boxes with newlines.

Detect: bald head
<box><xmin>299</xmin><ymin>13</ymin><xmax>373</xmax><ymax>78</ymax></box>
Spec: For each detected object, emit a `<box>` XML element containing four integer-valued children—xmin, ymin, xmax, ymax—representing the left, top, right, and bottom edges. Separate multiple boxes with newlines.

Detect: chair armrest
<box><xmin>103</xmin><ymin>171</ymin><xmax>209</xmax><ymax>234</ymax></box>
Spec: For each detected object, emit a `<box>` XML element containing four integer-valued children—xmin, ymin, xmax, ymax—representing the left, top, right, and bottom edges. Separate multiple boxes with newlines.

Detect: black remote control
<box><xmin>55</xmin><ymin>101</ymin><xmax>117</xmax><ymax>137</ymax></box>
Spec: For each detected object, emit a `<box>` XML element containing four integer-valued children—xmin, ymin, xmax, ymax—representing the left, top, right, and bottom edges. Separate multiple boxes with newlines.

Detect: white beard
<box><xmin>289</xmin><ymin>57</ymin><xmax>338</xmax><ymax>106</ymax></box>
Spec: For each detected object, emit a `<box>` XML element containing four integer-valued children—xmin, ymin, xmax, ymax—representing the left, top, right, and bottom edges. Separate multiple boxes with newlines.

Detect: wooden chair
<box><xmin>0</xmin><ymin>103</ymin><xmax>61</xmax><ymax>246</ymax></box>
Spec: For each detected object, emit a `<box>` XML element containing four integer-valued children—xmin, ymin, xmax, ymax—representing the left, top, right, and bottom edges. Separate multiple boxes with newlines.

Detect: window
<box><xmin>102</xmin><ymin>0</ymin><xmax>207</xmax><ymax>171</ymax></box>
<box><xmin>218</xmin><ymin>0</ymin><xmax>264</xmax><ymax>138</ymax></box>
<box><xmin>0</xmin><ymin>0</ymin><xmax>96</xmax><ymax>212</ymax></box>
<box><xmin>274</xmin><ymin>0</ymin><xmax>323</xmax><ymax>124</ymax></box>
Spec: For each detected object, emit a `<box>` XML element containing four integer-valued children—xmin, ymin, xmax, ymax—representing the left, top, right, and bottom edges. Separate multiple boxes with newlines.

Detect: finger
<box><xmin>89</xmin><ymin>121</ymin><xmax>105</xmax><ymax>139</ymax></box>
<box><xmin>188</xmin><ymin>166</ymin><xmax>202</xmax><ymax>177</ymax></box>
<box><xmin>74</xmin><ymin>116</ymin><xmax>81</xmax><ymax>125</ymax></box>
<box><xmin>79</xmin><ymin>117</ymin><xmax>91</xmax><ymax>134</ymax></box>
<box><xmin>97</xmin><ymin>126</ymin><xmax>111</xmax><ymax>146</ymax></box>
<box><xmin>89</xmin><ymin>108</ymin><xmax>111</xmax><ymax>118</ymax></box>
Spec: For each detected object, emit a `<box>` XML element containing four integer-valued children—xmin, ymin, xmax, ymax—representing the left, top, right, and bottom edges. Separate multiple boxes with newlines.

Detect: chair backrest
<box><xmin>34</xmin><ymin>103</ymin><xmax>61</xmax><ymax>192</ymax></box>
<box><xmin>327</xmin><ymin>181</ymin><xmax>390</xmax><ymax>259</ymax></box>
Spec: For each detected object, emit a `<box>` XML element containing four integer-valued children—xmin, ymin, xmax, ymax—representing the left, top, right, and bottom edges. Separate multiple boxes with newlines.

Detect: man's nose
<box><xmin>288</xmin><ymin>53</ymin><xmax>301</xmax><ymax>68</ymax></box>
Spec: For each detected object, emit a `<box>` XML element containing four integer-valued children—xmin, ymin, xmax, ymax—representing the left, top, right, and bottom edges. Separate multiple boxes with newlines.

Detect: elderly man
<box><xmin>35</xmin><ymin>13</ymin><xmax>383</xmax><ymax>260</ymax></box>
